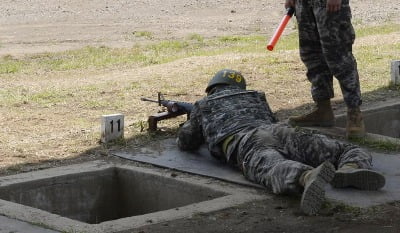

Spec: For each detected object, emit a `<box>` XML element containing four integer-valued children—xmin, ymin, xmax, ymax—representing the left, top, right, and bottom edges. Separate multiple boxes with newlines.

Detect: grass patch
<box><xmin>349</xmin><ymin>137</ymin><xmax>400</xmax><ymax>151</ymax></box>
<box><xmin>0</xmin><ymin>55</ymin><xmax>25</xmax><ymax>74</ymax></box>
<box><xmin>37</xmin><ymin>46</ymin><xmax>149</xmax><ymax>70</ymax></box>
<box><xmin>218</xmin><ymin>36</ymin><xmax>246</xmax><ymax>42</ymax></box>
<box><xmin>0</xmin><ymin>36</ymin><xmax>266</xmax><ymax>75</ymax></box>
<box><xmin>0</xmin><ymin>88</ymin><xmax>29</xmax><ymax>106</ymax></box>
<box><xmin>133</xmin><ymin>31</ymin><xmax>153</xmax><ymax>39</ymax></box>
<box><xmin>0</xmin><ymin>23</ymin><xmax>399</xmax><ymax>76</ymax></box>
<box><xmin>355</xmin><ymin>23</ymin><xmax>400</xmax><ymax>38</ymax></box>
<box><xmin>356</xmin><ymin>43</ymin><xmax>400</xmax><ymax>91</ymax></box>
<box><xmin>0</xmin><ymin>88</ymin><xmax>76</xmax><ymax>107</ymax></box>
<box><xmin>273</xmin><ymin>32</ymin><xmax>299</xmax><ymax>51</ymax></box>
<box><xmin>31</xmin><ymin>90</ymin><xmax>67</xmax><ymax>105</ymax></box>
<box><xmin>217</xmin><ymin>35</ymin><xmax>265</xmax><ymax>46</ymax></box>
<box><xmin>82</xmin><ymin>99</ymin><xmax>110</xmax><ymax>109</ymax></box>
<box><xmin>187</xmin><ymin>33</ymin><xmax>204</xmax><ymax>42</ymax></box>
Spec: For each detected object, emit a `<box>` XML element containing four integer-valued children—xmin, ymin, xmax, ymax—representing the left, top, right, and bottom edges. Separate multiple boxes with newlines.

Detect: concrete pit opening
<box><xmin>0</xmin><ymin>161</ymin><xmax>264</xmax><ymax>232</ymax></box>
<box><xmin>0</xmin><ymin>167</ymin><xmax>225</xmax><ymax>224</ymax></box>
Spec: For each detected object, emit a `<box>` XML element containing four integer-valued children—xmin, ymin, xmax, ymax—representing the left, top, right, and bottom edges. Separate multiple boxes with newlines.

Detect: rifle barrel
<box><xmin>140</xmin><ymin>97</ymin><xmax>159</xmax><ymax>103</ymax></box>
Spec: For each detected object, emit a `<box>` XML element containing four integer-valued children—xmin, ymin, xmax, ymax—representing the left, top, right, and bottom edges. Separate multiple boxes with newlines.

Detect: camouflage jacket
<box><xmin>177</xmin><ymin>86</ymin><xmax>277</xmax><ymax>161</ymax></box>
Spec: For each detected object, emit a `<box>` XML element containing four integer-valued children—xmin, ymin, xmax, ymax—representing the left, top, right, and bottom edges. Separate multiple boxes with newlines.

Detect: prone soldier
<box><xmin>177</xmin><ymin>69</ymin><xmax>385</xmax><ymax>215</ymax></box>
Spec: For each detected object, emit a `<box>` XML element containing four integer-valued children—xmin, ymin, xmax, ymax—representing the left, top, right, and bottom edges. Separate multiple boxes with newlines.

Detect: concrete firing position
<box><xmin>113</xmin><ymin>137</ymin><xmax>400</xmax><ymax>208</ymax></box>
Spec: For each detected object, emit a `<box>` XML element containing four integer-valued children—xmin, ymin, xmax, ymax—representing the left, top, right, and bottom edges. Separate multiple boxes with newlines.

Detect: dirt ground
<box><xmin>1</xmin><ymin>0</ymin><xmax>400</xmax><ymax>232</ymax></box>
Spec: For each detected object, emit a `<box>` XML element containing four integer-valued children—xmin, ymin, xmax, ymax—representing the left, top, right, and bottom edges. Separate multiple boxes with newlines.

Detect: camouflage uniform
<box><xmin>177</xmin><ymin>86</ymin><xmax>372</xmax><ymax>194</ymax></box>
<box><xmin>296</xmin><ymin>0</ymin><xmax>361</xmax><ymax>107</ymax></box>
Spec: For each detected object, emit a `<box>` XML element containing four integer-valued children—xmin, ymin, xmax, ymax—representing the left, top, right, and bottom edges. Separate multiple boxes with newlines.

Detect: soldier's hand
<box><xmin>285</xmin><ymin>0</ymin><xmax>296</xmax><ymax>9</ymax></box>
<box><xmin>327</xmin><ymin>0</ymin><xmax>342</xmax><ymax>12</ymax></box>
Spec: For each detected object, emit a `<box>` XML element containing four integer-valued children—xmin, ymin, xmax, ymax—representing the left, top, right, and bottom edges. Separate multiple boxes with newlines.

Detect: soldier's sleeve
<box><xmin>257</xmin><ymin>91</ymin><xmax>278</xmax><ymax>123</ymax></box>
<box><xmin>257</xmin><ymin>91</ymin><xmax>267</xmax><ymax>103</ymax></box>
<box><xmin>177</xmin><ymin>102</ymin><xmax>205</xmax><ymax>151</ymax></box>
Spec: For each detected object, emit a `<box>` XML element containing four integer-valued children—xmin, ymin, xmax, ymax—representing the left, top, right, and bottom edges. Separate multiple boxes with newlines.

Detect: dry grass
<box><xmin>0</xmin><ymin>24</ymin><xmax>399</xmax><ymax>173</ymax></box>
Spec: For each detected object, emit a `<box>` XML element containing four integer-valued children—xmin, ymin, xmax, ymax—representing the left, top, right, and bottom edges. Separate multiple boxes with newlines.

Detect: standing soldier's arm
<box><xmin>177</xmin><ymin>103</ymin><xmax>205</xmax><ymax>151</ymax></box>
<box><xmin>285</xmin><ymin>0</ymin><xmax>296</xmax><ymax>9</ymax></box>
<box><xmin>327</xmin><ymin>0</ymin><xmax>342</xmax><ymax>12</ymax></box>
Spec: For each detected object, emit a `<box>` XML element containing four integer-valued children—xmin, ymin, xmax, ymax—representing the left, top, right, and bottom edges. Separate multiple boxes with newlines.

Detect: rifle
<box><xmin>266</xmin><ymin>7</ymin><xmax>295</xmax><ymax>51</ymax></box>
<box><xmin>141</xmin><ymin>92</ymin><xmax>193</xmax><ymax>131</ymax></box>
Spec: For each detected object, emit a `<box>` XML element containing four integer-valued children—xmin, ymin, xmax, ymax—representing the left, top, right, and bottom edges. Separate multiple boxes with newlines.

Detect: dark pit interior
<box><xmin>0</xmin><ymin>167</ymin><xmax>226</xmax><ymax>224</ymax></box>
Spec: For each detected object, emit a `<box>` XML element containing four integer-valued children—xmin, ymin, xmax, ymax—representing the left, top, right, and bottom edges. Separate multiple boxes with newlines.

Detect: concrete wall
<box><xmin>116</xmin><ymin>168</ymin><xmax>225</xmax><ymax>217</ymax></box>
<box><xmin>336</xmin><ymin>104</ymin><xmax>400</xmax><ymax>138</ymax></box>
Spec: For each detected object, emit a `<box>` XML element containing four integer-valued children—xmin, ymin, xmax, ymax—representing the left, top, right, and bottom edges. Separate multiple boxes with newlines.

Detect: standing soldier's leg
<box><xmin>314</xmin><ymin>0</ymin><xmax>365</xmax><ymax>138</ymax></box>
<box><xmin>288</xmin><ymin>0</ymin><xmax>335</xmax><ymax>127</ymax></box>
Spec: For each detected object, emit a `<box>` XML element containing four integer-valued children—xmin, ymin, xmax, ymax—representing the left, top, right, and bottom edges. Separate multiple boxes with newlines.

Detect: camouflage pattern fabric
<box><xmin>295</xmin><ymin>0</ymin><xmax>362</xmax><ymax>108</ymax></box>
<box><xmin>177</xmin><ymin>86</ymin><xmax>372</xmax><ymax>194</ymax></box>
<box><xmin>177</xmin><ymin>85</ymin><xmax>277</xmax><ymax>160</ymax></box>
<box><xmin>227</xmin><ymin>124</ymin><xmax>372</xmax><ymax>194</ymax></box>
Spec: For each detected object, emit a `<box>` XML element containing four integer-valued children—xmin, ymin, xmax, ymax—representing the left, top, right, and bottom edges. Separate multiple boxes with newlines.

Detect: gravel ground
<box><xmin>0</xmin><ymin>0</ymin><xmax>399</xmax><ymax>56</ymax></box>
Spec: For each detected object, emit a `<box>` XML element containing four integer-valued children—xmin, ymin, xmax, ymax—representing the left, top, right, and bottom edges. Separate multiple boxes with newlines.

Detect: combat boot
<box><xmin>346</xmin><ymin>107</ymin><xmax>365</xmax><ymax>139</ymax></box>
<box><xmin>332</xmin><ymin>163</ymin><xmax>385</xmax><ymax>190</ymax></box>
<box><xmin>299</xmin><ymin>161</ymin><xmax>335</xmax><ymax>215</ymax></box>
<box><xmin>288</xmin><ymin>100</ymin><xmax>334</xmax><ymax>127</ymax></box>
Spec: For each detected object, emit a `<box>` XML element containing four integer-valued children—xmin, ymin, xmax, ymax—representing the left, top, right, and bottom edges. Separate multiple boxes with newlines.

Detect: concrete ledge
<box><xmin>307</xmin><ymin>126</ymin><xmax>400</xmax><ymax>148</ymax></box>
<box><xmin>335</xmin><ymin>101</ymin><xmax>400</xmax><ymax>139</ymax></box>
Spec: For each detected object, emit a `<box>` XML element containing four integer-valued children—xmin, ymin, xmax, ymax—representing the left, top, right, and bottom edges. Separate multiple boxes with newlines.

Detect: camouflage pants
<box><xmin>226</xmin><ymin>124</ymin><xmax>372</xmax><ymax>194</ymax></box>
<box><xmin>295</xmin><ymin>0</ymin><xmax>361</xmax><ymax>107</ymax></box>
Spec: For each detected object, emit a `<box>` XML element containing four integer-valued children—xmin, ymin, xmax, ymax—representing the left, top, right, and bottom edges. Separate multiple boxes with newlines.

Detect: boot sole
<box><xmin>300</xmin><ymin>161</ymin><xmax>335</xmax><ymax>215</ymax></box>
<box><xmin>332</xmin><ymin>169</ymin><xmax>385</xmax><ymax>190</ymax></box>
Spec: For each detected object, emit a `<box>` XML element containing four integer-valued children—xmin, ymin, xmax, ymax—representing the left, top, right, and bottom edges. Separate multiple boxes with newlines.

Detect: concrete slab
<box><xmin>0</xmin><ymin>215</ymin><xmax>59</xmax><ymax>233</ymax></box>
<box><xmin>113</xmin><ymin>139</ymin><xmax>260</xmax><ymax>188</ymax></box>
<box><xmin>112</xmin><ymin>139</ymin><xmax>400</xmax><ymax>208</ymax></box>
<box><xmin>326</xmin><ymin>152</ymin><xmax>400</xmax><ymax>207</ymax></box>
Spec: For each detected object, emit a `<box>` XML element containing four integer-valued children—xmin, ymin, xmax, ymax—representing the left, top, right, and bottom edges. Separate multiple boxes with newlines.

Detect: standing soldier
<box><xmin>285</xmin><ymin>0</ymin><xmax>365</xmax><ymax>138</ymax></box>
<box><xmin>177</xmin><ymin>69</ymin><xmax>384</xmax><ymax>215</ymax></box>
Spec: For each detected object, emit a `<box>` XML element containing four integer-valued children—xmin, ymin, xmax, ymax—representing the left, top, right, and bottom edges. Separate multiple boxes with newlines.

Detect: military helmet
<box><xmin>205</xmin><ymin>69</ymin><xmax>246</xmax><ymax>93</ymax></box>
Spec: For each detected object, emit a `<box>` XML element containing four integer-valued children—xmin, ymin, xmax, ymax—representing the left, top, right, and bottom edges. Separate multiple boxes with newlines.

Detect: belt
<box><xmin>222</xmin><ymin>135</ymin><xmax>234</xmax><ymax>155</ymax></box>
